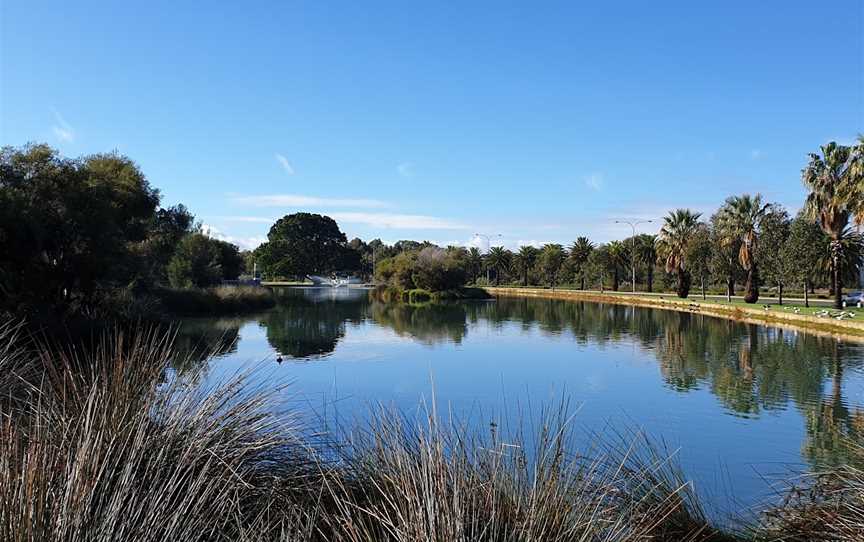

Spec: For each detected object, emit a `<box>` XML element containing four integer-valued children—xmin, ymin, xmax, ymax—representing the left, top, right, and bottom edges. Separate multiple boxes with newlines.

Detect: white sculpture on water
<box><xmin>307</xmin><ymin>274</ymin><xmax>364</xmax><ymax>287</ymax></box>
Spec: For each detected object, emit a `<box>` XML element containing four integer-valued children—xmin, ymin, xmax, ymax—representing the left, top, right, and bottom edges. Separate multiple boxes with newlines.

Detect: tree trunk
<box><xmin>647</xmin><ymin>267</ymin><xmax>654</xmax><ymax>293</ymax></box>
<box><xmin>676</xmin><ymin>268</ymin><xmax>690</xmax><ymax>298</ymax></box>
<box><xmin>580</xmin><ymin>275</ymin><xmax>585</xmax><ymax>290</ymax></box>
<box><xmin>778</xmin><ymin>282</ymin><xmax>783</xmax><ymax>305</ymax></box>
<box><xmin>804</xmin><ymin>278</ymin><xmax>810</xmax><ymax>308</ymax></box>
<box><xmin>613</xmin><ymin>269</ymin><xmax>619</xmax><ymax>291</ymax></box>
<box><xmin>701</xmin><ymin>276</ymin><xmax>706</xmax><ymax>300</ymax></box>
<box><xmin>832</xmin><ymin>240</ymin><xmax>843</xmax><ymax>309</ymax></box>
<box><xmin>523</xmin><ymin>269</ymin><xmax>528</xmax><ymax>287</ymax></box>
<box><xmin>726</xmin><ymin>276</ymin><xmax>734</xmax><ymax>302</ymax></box>
<box><xmin>744</xmin><ymin>265</ymin><xmax>759</xmax><ymax>304</ymax></box>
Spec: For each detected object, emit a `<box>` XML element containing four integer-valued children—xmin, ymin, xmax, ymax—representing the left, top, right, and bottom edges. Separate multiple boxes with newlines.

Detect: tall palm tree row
<box><xmin>635</xmin><ymin>234</ymin><xmax>657</xmax><ymax>292</ymax></box>
<box><xmin>656</xmin><ymin>209</ymin><xmax>702</xmax><ymax>298</ymax></box>
<box><xmin>717</xmin><ymin>194</ymin><xmax>772</xmax><ymax>304</ymax></box>
<box><xmin>485</xmin><ymin>246</ymin><xmax>511</xmax><ymax>286</ymax></box>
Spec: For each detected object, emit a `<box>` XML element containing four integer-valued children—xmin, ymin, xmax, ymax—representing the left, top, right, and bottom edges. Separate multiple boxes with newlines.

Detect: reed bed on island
<box><xmin>0</xmin><ymin>322</ymin><xmax>860</xmax><ymax>541</ymax></box>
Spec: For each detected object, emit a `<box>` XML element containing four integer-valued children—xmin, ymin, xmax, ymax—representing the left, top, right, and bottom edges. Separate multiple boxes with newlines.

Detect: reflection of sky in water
<box><xmin>179</xmin><ymin>287</ymin><xmax>864</xmax><ymax>521</ymax></box>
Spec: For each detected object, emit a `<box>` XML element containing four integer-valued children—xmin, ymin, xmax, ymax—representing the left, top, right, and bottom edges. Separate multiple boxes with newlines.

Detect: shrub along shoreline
<box><xmin>1</xmin><ymin>324</ymin><xmax>860</xmax><ymax>541</ymax></box>
<box><xmin>485</xmin><ymin>286</ymin><xmax>864</xmax><ymax>342</ymax></box>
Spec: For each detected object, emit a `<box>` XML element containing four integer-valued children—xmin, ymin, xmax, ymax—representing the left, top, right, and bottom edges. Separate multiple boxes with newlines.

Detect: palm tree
<box><xmin>656</xmin><ymin>209</ymin><xmax>702</xmax><ymax>298</ymax></box>
<box><xmin>717</xmin><ymin>194</ymin><xmax>772</xmax><ymax>304</ymax></box>
<box><xmin>816</xmin><ymin>227</ymin><xmax>864</xmax><ymax>295</ymax></box>
<box><xmin>539</xmin><ymin>244</ymin><xmax>565</xmax><ymax>288</ymax></box>
<box><xmin>466</xmin><ymin>247</ymin><xmax>483</xmax><ymax>283</ymax></box>
<box><xmin>635</xmin><ymin>234</ymin><xmax>657</xmax><ymax>292</ymax></box>
<box><xmin>568</xmin><ymin>237</ymin><xmax>594</xmax><ymax>289</ymax></box>
<box><xmin>512</xmin><ymin>245</ymin><xmax>539</xmax><ymax>286</ymax></box>
<box><xmin>485</xmin><ymin>246</ymin><xmax>511</xmax><ymax>285</ymax></box>
<box><xmin>802</xmin><ymin>142</ymin><xmax>861</xmax><ymax>309</ymax></box>
<box><xmin>606</xmin><ymin>240</ymin><xmax>628</xmax><ymax>291</ymax></box>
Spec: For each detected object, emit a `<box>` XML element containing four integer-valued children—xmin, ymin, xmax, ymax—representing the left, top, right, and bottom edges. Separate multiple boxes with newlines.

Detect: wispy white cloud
<box><xmin>201</xmin><ymin>224</ymin><xmax>267</xmax><ymax>250</ymax></box>
<box><xmin>233</xmin><ymin>194</ymin><xmax>388</xmax><ymax>208</ymax></box>
<box><xmin>397</xmin><ymin>162</ymin><xmax>414</xmax><ymax>178</ymax></box>
<box><xmin>275</xmin><ymin>153</ymin><xmax>295</xmax><ymax>175</ymax></box>
<box><xmin>750</xmin><ymin>149</ymin><xmax>762</xmax><ymax>160</ymax></box>
<box><xmin>329</xmin><ymin>212</ymin><xmax>467</xmax><ymax>230</ymax></box>
<box><xmin>584</xmin><ymin>173</ymin><xmax>604</xmax><ymax>191</ymax></box>
<box><xmin>51</xmin><ymin>109</ymin><xmax>75</xmax><ymax>142</ymax></box>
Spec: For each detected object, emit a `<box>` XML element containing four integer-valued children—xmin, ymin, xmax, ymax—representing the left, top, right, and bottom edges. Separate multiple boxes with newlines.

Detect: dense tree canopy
<box><xmin>256</xmin><ymin>213</ymin><xmax>356</xmax><ymax>279</ymax></box>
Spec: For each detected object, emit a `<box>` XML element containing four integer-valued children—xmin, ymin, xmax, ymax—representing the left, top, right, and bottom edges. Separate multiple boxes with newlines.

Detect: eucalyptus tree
<box><xmin>635</xmin><ymin>234</ymin><xmax>657</xmax><ymax>292</ymax></box>
<box><xmin>686</xmin><ymin>224</ymin><xmax>712</xmax><ymax>300</ymax></box>
<box><xmin>782</xmin><ymin>215</ymin><xmax>826</xmax><ymax>307</ymax></box>
<box><xmin>606</xmin><ymin>240</ymin><xmax>628</xmax><ymax>291</ymax></box>
<box><xmin>717</xmin><ymin>194</ymin><xmax>772</xmax><ymax>304</ymax></box>
<box><xmin>758</xmin><ymin>207</ymin><xmax>792</xmax><ymax>304</ymax></box>
<box><xmin>538</xmin><ymin>243</ymin><xmax>566</xmax><ymax>288</ymax></box>
<box><xmin>708</xmin><ymin>212</ymin><xmax>741</xmax><ymax>301</ymax></box>
<box><xmin>656</xmin><ymin>209</ymin><xmax>702</xmax><ymax>298</ymax></box>
<box><xmin>802</xmin><ymin>141</ymin><xmax>862</xmax><ymax>308</ymax></box>
<box><xmin>587</xmin><ymin>244</ymin><xmax>611</xmax><ymax>292</ymax></box>
<box><xmin>512</xmin><ymin>245</ymin><xmax>539</xmax><ymax>286</ymax></box>
<box><xmin>568</xmin><ymin>237</ymin><xmax>594</xmax><ymax>290</ymax></box>
<box><xmin>485</xmin><ymin>246</ymin><xmax>512</xmax><ymax>285</ymax></box>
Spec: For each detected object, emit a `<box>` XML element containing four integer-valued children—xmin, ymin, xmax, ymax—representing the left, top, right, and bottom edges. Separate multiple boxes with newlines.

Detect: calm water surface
<box><xmin>175</xmin><ymin>286</ymin><xmax>864</xmax><ymax>516</ymax></box>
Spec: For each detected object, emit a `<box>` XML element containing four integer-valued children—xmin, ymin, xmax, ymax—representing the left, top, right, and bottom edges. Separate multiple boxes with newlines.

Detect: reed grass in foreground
<box><xmin>0</xmin><ymin>323</ymin><xmax>859</xmax><ymax>541</ymax></box>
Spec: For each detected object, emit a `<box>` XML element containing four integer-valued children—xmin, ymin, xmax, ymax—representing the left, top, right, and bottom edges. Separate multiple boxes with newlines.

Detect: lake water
<box><xmin>175</xmin><ymin>286</ymin><xmax>864</xmax><ymax>518</ymax></box>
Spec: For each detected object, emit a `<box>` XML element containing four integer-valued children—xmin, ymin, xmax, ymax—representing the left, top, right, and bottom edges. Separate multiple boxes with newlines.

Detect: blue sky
<box><xmin>2</xmin><ymin>1</ymin><xmax>862</xmax><ymax>250</ymax></box>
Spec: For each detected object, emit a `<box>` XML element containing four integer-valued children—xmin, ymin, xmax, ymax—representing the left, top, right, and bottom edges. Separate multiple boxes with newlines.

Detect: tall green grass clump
<box><xmin>5</xmin><ymin>321</ymin><xmax>864</xmax><ymax>540</ymax></box>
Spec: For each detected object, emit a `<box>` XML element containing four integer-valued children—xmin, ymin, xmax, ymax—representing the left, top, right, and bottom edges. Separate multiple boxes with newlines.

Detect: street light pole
<box><xmin>614</xmin><ymin>219</ymin><xmax>654</xmax><ymax>293</ymax></box>
<box><xmin>474</xmin><ymin>233</ymin><xmax>502</xmax><ymax>284</ymax></box>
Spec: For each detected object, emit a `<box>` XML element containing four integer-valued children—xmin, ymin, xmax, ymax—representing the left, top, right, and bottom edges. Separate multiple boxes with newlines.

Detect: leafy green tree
<box><xmin>0</xmin><ymin>144</ymin><xmax>159</xmax><ymax>315</ymax></box>
<box><xmin>485</xmin><ymin>246</ymin><xmax>511</xmax><ymax>285</ymax></box>
<box><xmin>167</xmin><ymin>233</ymin><xmax>222</xmax><ymax>288</ymax></box>
<box><xmin>512</xmin><ymin>245</ymin><xmax>539</xmax><ymax>286</ymax></box>
<box><xmin>141</xmin><ymin>204</ymin><xmax>196</xmax><ymax>283</ymax></box>
<box><xmin>656</xmin><ymin>209</ymin><xmax>702</xmax><ymax>298</ymax></box>
<box><xmin>568</xmin><ymin>237</ymin><xmax>594</xmax><ymax>290</ymax></box>
<box><xmin>759</xmin><ymin>207</ymin><xmax>792</xmax><ymax>304</ymax></box>
<box><xmin>686</xmin><ymin>224</ymin><xmax>712</xmax><ymax>300</ymax></box>
<box><xmin>211</xmin><ymin>239</ymin><xmax>244</xmax><ymax>280</ymax></box>
<box><xmin>411</xmin><ymin>247</ymin><xmax>467</xmax><ymax>291</ymax></box>
<box><xmin>538</xmin><ymin>244</ymin><xmax>566</xmax><ymax>288</ymax></box>
<box><xmin>717</xmin><ymin>194</ymin><xmax>772</xmax><ymax>303</ymax></box>
<box><xmin>782</xmin><ymin>214</ymin><xmax>826</xmax><ymax>307</ymax></box>
<box><xmin>708</xmin><ymin>212</ymin><xmax>742</xmax><ymax>301</ymax></box>
<box><xmin>586</xmin><ymin>244</ymin><xmax>611</xmax><ymax>291</ymax></box>
<box><xmin>257</xmin><ymin>213</ymin><xmax>352</xmax><ymax>279</ymax></box>
<box><xmin>802</xmin><ymin>142</ymin><xmax>861</xmax><ymax>308</ymax></box>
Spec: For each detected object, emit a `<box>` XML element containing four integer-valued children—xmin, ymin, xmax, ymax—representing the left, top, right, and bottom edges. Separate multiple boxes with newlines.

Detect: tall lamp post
<box><xmin>474</xmin><ymin>233</ymin><xmax>502</xmax><ymax>284</ymax></box>
<box><xmin>614</xmin><ymin>219</ymin><xmax>654</xmax><ymax>293</ymax></box>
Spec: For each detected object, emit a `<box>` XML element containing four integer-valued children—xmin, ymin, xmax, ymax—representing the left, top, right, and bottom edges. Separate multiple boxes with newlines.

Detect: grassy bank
<box><xmin>1</xmin><ymin>324</ymin><xmax>862</xmax><ymax>540</ymax></box>
<box><xmin>485</xmin><ymin>286</ymin><xmax>864</xmax><ymax>341</ymax></box>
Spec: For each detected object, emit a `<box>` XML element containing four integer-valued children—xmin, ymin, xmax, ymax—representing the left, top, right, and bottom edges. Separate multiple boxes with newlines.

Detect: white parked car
<box><xmin>843</xmin><ymin>291</ymin><xmax>864</xmax><ymax>307</ymax></box>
